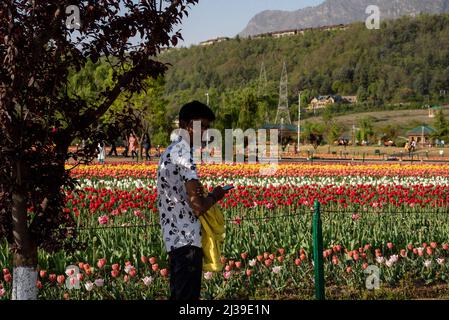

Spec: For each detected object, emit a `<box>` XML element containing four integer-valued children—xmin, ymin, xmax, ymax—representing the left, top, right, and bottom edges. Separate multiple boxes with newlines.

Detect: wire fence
<box><xmin>71</xmin><ymin>211</ymin><xmax>304</xmax><ymax>232</ymax></box>
<box><xmin>68</xmin><ymin>205</ymin><xmax>449</xmax><ymax>232</ymax></box>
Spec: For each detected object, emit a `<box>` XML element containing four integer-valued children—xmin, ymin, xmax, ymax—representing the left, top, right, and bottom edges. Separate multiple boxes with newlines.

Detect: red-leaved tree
<box><xmin>0</xmin><ymin>0</ymin><xmax>198</xmax><ymax>299</ymax></box>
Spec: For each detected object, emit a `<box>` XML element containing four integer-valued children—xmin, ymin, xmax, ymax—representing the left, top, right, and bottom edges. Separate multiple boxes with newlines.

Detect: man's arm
<box><xmin>185</xmin><ymin>180</ymin><xmax>226</xmax><ymax>217</ymax></box>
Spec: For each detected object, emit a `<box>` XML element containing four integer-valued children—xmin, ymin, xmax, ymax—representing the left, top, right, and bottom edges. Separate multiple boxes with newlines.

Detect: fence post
<box><xmin>313</xmin><ymin>199</ymin><xmax>325</xmax><ymax>300</ymax></box>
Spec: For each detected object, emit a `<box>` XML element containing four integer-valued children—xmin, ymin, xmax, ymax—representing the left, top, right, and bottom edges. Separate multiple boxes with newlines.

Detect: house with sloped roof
<box><xmin>308</xmin><ymin>95</ymin><xmax>344</xmax><ymax>111</ymax></box>
<box><xmin>406</xmin><ymin>125</ymin><xmax>436</xmax><ymax>146</ymax></box>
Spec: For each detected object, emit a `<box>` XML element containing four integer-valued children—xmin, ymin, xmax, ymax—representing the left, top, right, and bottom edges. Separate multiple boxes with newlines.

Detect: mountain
<box><xmin>240</xmin><ymin>0</ymin><xmax>449</xmax><ymax>37</ymax></box>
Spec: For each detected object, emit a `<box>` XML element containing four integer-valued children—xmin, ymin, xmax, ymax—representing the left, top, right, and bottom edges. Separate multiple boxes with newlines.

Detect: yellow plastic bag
<box><xmin>199</xmin><ymin>195</ymin><xmax>225</xmax><ymax>272</ymax></box>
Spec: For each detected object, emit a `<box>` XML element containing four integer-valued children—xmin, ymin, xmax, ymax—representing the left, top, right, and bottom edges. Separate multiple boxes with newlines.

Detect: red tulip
<box><xmin>407</xmin><ymin>244</ymin><xmax>413</xmax><ymax>251</ymax></box>
<box><xmin>160</xmin><ymin>269</ymin><xmax>168</xmax><ymax>277</ymax></box>
<box><xmin>49</xmin><ymin>274</ymin><xmax>57</xmax><ymax>282</ymax></box>
<box><xmin>332</xmin><ymin>256</ymin><xmax>339</xmax><ymax>265</ymax></box>
<box><xmin>246</xmin><ymin>269</ymin><xmax>252</xmax><ymax>277</ymax></box>
<box><xmin>149</xmin><ymin>257</ymin><xmax>157</xmax><ymax>265</ymax></box>
<box><xmin>112</xmin><ymin>263</ymin><xmax>120</xmax><ymax>271</ymax></box>
<box><xmin>97</xmin><ymin>258</ymin><xmax>106</xmax><ymax>269</ymax></box>
<box><xmin>264</xmin><ymin>259</ymin><xmax>272</xmax><ymax>267</ymax></box>
<box><xmin>430</xmin><ymin>242</ymin><xmax>437</xmax><ymax>249</ymax></box>
<box><xmin>141</xmin><ymin>256</ymin><xmax>147</xmax><ymax>264</ymax></box>
<box><xmin>278</xmin><ymin>248</ymin><xmax>285</xmax><ymax>255</ymax></box>
<box><xmin>346</xmin><ymin>266</ymin><xmax>352</xmax><ymax>273</ymax></box>
<box><xmin>4</xmin><ymin>273</ymin><xmax>11</xmax><ymax>283</ymax></box>
<box><xmin>443</xmin><ymin>243</ymin><xmax>449</xmax><ymax>250</ymax></box>
<box><xmin>387</xmin><ymin>243</ymin><xmax>394</xmax><ymax>249</ymax></box>
<box><xmin>235</xmin><ymin>261</ymin><xmax>242</xmax><ymax>269</ymax></box>
<box><xmin>39</xmin><ymin>270</ymin><xmax>47</xmax><ymax>279</ymax></box>
<box><xmin>36</xmin><ymin>281</ymin><xmax>43</xmax><ymax>289</ymax></box>
<box><xmin>240</xmin><ymin>252</ymin><xmax>248</xmax><ymax>260</ymax></box>
<box><xmin>294</xmin><ymin>258</ymin><xmax>301</xmax><ymax>266</ymax></box>
<box><xmin>111</xmin><ymin>270</ymin><xmax>119</xmax><ymax>278</ymax></box>
<box><xmin>152</xmin><ymin>264</ymin><xmax>159</xmax><ymax>272</ymax></box>
<box><xmin>57</xmin><ymin>275</ymin><xmax>65</xmax><ymax>285</ymax></box>
<box><xmin>257</xmin><ymin>255</ymin><xmax>263</xmax><ymax>262</ymax></box>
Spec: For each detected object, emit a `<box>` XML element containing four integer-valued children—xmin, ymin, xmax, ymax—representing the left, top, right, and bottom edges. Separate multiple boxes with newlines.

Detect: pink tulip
<box><xmin>98</xmin><ymin>215</ymin><xmax>108</xmax><ymax>225</ymax></box>
<box><xmin>160</xmin><ymin>269</ymin><xmax>168</xmax><ymax>277</ymax></box>
<box><xmin>97</xmin><ymin>258</ymin><xmax>106</xmax><ymax>269</ymax></box>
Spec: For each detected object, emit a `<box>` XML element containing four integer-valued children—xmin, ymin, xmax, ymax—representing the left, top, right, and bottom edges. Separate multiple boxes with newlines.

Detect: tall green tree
<box><xmin>432</xmin><ymin>109</ymin><xmax>449</xmax><ymax>141</ymax></box>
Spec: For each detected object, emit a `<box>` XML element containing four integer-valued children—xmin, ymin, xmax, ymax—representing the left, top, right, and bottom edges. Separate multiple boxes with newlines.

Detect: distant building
<box><xmin>308</xmin><ymin>95</ymin><xmax>357</xmax><ymax>111</ymax></box>
<box><xmin>406</xmin><ymin>125</ymin><xmax>436</xmax><ymax>146</ymax></box>
<box><xmin>309</xmin><ymin>95</ymin><xmax>343</xmax><ymax>111</ymax></box>
<box><xmin>251</xmin><ymin>24</ymin><xmax>347</xmax><ymax>40</ymax></box>
<box><xmin>272</xmin><ymin>30</ymin><xmax>297</xmax><ymax>38</ymax></box>
<box><xmin>199</xmin><ymin>37</ymin><xmax>230</xmax><ymax>46</ymax></box>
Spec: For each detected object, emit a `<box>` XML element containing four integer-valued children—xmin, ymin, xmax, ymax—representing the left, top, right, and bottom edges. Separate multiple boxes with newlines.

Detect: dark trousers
<box><xmin>108</xmin><ymin>145</ymin><xmax>118</xmax><ymax>156</ymax></box>
<box><xmin>144</xmin><ymin>147</ymin><xmax>150</xmax><ymax>161</ymax></box>
<box><xmin>168</xmin><ymin>245</ymin><xmax>203</xmax><ymax>300</ymax></box>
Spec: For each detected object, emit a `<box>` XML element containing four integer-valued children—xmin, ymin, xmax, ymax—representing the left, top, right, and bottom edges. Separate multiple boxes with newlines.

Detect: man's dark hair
<box><xmin>179</xmin><ymin>100</ymin><xmax>215</xmax><ymax>124</ymax></box>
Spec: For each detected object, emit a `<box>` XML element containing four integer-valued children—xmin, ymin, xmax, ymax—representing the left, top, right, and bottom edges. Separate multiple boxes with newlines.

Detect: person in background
<box><xmin>143</xmin><ymin>133</ymin><xmax>151</xmax><ymax>161</ymax></box>
<box><xmin>129</xmin><ymin>133</ymin><xmax>138</xmax><ymax>161</ymax></box>
<box><xmin>108</xmin><ymin>139</ymin><xmax>118</xmax><ymax>157</ymax></box>
<box><xmin>97</xmin><ymin>141</ymin><xmax>106</xmax><ymax>164</ymax></box>
<box><xmin>122</xmin><ymin>132</ymin><xmax>129</xmax><ymax>157</ymax></box>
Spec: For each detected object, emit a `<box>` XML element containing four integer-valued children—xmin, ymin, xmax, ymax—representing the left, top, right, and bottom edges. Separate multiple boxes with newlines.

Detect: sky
<box><xmin>176</xmin><ymin>0</ymin><xmax>325</xmax><ymax>47</ymax></box>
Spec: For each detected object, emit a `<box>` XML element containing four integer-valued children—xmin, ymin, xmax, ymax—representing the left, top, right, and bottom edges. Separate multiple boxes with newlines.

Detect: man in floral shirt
<box><xmin>157</xmin><ymin>101</ymin><xmax>227</xmax><ymax>300</ymax></box>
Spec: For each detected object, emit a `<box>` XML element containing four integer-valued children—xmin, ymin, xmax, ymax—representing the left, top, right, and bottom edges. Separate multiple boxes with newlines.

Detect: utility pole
<box><xmin>281</xmin><ymin>117</ymin><xmax>284</xmax><ymax>158</ymax></box>
<box><xmin>205</xmin><ymin>92</ymin><xmax>210</xmax><ymax>160</ymax></box>
<box><xmin>297</xmin><ymin>92</ymin><xmax>301</xmax><ymax>153</ymax></box>
<box><xmin>352</xmin><ymin>123</ymin><xmax>356</xmax><ymax>146</ymax></box>
<box><xmin>421</xmin><ymin>125</ymin><xmax>425</xmax><ymax>148</ymax></box>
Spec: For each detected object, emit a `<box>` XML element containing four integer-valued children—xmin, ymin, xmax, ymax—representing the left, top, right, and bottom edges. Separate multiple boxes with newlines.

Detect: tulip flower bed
<box><xmin>1</xmin><ymin>162</ymin><xmax>449</xmax><ymax>299</ymax></box>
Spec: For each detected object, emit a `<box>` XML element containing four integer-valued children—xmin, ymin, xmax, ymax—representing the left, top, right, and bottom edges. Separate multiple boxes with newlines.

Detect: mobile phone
<box><xmin>222</xmin><ymin>185</ymin><xmax>234</xmax><ymax>191</ymax></box>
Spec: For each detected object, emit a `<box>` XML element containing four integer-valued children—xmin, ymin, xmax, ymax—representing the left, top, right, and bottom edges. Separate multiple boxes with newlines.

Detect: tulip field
<box><xmin>2</xmin><ymin>162</ymin><xmax>449</xmax><ymax>299</ymax></box>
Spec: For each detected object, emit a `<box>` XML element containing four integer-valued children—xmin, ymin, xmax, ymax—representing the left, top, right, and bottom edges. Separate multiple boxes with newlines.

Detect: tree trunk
<box><xmin>11</xmin><ymin>160</ymin><xmax>38</xmax><ymax>300</ymax></box>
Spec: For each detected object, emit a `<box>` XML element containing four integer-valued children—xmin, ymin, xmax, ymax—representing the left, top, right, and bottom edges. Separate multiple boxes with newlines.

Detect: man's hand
<box><xmin>210</xmin><ymin>186</ymin><xmax>226</xmax><ymax>202</ymax></box>
<box><xmin>185</xmin><ymin>181</ymin><xmax>229</xmax><ymax>217</ymax></box>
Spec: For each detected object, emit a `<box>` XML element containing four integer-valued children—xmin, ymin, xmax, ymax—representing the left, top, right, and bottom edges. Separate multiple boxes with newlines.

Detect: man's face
<box><xmin>186</xmin><ymin>118</ymin><xmax>211</xmax><ymax>147</ymax></box>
